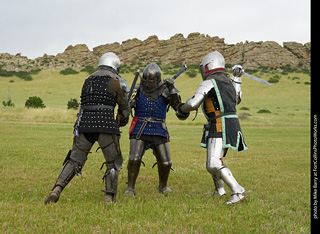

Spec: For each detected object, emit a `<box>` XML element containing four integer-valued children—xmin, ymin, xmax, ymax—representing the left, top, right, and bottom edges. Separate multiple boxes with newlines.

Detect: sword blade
<box><xmin>128</xmin><ymin>69</ymin><xmax>140</xmax><ymax>100</ymax></box>
<box><xmin>243</xmin><ymin>72</ymin><xmax>270</xmax><ymax>86</ymax></box>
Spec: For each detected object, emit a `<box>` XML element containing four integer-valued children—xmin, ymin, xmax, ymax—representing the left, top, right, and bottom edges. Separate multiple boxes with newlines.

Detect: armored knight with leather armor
<box><xmin>44</xmin><ymin>52</ymin><xmax>130</xmax><ymax>204</ymax></box>
<box><xmin>176</xmin><ymin>51</ymin><xmax>248</xmax><ymax>205</ymax></box>
<box><xmin>125</xmin><ymin>62</ymin><xmax>185</xmax><ymax>196</ymax></box>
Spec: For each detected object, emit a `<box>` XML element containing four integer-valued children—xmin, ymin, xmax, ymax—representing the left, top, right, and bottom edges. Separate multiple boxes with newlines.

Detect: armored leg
<box><xmin>206</xmin><ymin>138</ymin><xmax>226</xmax><ymax>198</ymax></box>
<box><xmin>212</xmin><ymin>175</ymin><xmax>226</xmax><ymax>198</ymax></box>
<box><xmin>44</xmin><ymin>134</ymin><xmax>92</xmax><ymax>205</ymax></box>
<box><xmin>206</xmin><ymin>137</ymin><xmax>247</xmax><ymax>204</ymax></box>
<box><xmin>98</xmin><ymin>133</ymin><xmax>122</xmax><ymax>203</ymax></box>
<box><xmin>153</xmin><ymin>143</ymin><xmax>172</xmax><ymax>194</ymax></box>
<box><xmin>125</xmin><ymin>139</ymin><xmax>146</xmax><ymax>196</ymax></box>
<box><xmin>220</xmin><ymin>167</ymin><xmax>247</xmax><ymax>205</ymax></box>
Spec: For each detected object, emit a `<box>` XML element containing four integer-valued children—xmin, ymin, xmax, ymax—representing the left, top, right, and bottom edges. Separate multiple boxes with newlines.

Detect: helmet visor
<box><xmin>199</xmin><ymin>65</ymin><xmax>206</xmax><ymax>80</ymax></box>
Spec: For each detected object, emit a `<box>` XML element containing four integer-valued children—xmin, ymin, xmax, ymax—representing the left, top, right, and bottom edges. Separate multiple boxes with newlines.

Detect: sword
<box><xmin>128</xmin><ymin>69</ymin><xmax>140</xmax><ymax>101</ymax></box>
<box><xmin>243</xmin><ymin>72</ymin><xmax>270</xmax><ymax>86</ymax></box>
<box><xmin>172</xmin><ymin>62</ymin><xmax>187</xmax><ymax>80</ymax></box>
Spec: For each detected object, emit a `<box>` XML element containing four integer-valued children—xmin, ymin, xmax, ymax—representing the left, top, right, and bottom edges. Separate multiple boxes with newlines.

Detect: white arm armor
<box><xmin>180</xmin><ymin>80</ymin><xmax>214</xmax><ymax>113</ymax></box>
<box><xmin>230</xmin><ymin>75</ymin><xmax>242</xmax><ymax>104</ymax></box>
<box><xmin>231</xmin><ymin>65</ymin><xmax>244</xmax><ymax>104</ymax></box>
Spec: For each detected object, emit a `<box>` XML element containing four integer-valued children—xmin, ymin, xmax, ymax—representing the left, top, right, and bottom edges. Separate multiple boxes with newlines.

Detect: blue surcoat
<box><xmin>130</xmin><ymin>90</ymin><xmax>169</xmax><ymax>139</ymax></box>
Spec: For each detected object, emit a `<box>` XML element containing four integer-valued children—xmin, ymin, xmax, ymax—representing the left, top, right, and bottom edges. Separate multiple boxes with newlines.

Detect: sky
<box><xmin>0</xmin><ymin>0</ymin><xmax>311</xmax><ymax>59</ymax></box>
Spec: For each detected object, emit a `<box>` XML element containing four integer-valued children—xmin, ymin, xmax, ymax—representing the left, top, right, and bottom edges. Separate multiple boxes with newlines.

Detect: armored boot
<box><xmin>157</xmin><ymin>161</ymin><xmax>172</xmax><ymax>194</ymax></box>
<box><xmin>124</xmin><ymin>160</ymin><xmax>141</xmax><ymax>196</ymax></box>
<box><xmin>44</xmin><ymin>160</ymin><xmax>81</xmax><ymax>205</ymax></box>
<box><xmin>102</xmin><ymin>167</ymin><xmax>119</xmax><ymax>203</ymax></box>
<box><xmin>220</xmin><ymin>167</ymin><xmax>247</xmax><ymax>205</ymax></box>
<box><xmin>44</xmin><ymin>185</ymin><xmax>63</xmax><ymax>204</ymax></box>
<box><xmin>212</xmin><ymin>175</ymin><xmax>226</xmax><ymax>198</ymax></box>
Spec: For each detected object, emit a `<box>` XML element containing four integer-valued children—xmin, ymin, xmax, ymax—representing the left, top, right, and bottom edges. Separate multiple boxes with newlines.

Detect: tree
<box><xmin>25</xmin><ymin>96</ymin><xmax>46</xmax><ymax>109</ymax></box>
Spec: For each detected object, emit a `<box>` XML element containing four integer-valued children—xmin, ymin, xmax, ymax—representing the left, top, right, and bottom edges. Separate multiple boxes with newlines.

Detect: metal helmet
<box><xmin>98</xmin><ymin>52</ymin><xmax>120</xmax><ymax>74</ymax></box>
<box><xmin>199</xmin><ymin>51</ymin><xmax>225</xmax><ymax>80</ymax></box>
<box><xmin>141</xmin><ymin>62</ymin><xmax>162</xmax><ymax>93</ymax></box>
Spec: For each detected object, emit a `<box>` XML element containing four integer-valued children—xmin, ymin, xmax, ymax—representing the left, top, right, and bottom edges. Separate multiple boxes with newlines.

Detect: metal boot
<box><xmin>220</xmin><ymin>167</ymin><xmax>247</xmax><ymax>205</ymax></box>
<box><xmin>102</xmin><ymin>167</ymin><xmax>119</xmax><ymax>203</ymax></box>
<box><xmin>44</xmin><ymin>186</ymin><xmax>63</xmax><ymax>204</ymax></box>
<box><xmin>44</xmin><ymin>161</ymin><xmax>80</xmax><ymax>205</ymax></box>
<box><xmin>158</xmin><ymin>162</ymin><xmax>172</xmax><ymax>194</ymax></box>
<box><xmin>124</xmin><ymin>160</ymin><xmax>142</xmax><ymax>196</ymax></box>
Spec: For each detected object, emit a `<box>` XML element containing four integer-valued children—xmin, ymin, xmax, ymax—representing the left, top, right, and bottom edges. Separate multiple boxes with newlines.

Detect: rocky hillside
<box><xmin>0</xmin><ymin>32</ymin><xmax>310</xmax><ymax>73</ymax></box>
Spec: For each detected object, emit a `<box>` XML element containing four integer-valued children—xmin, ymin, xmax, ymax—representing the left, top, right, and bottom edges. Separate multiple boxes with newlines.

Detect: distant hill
<box><xmin>0</xmin><ymin>32</ymin><xmax>310</xmax><ymax>73</ymax></box>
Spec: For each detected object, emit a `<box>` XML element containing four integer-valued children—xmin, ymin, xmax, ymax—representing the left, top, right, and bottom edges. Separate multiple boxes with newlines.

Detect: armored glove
<box><xmin>164</xmin><ymin>77</ymin><xmax>180</xmax><ymax>95</ymax></box>
<box><xmin>231</xmin><ymin>65</ymin><xmax>243</xmax><ymax>104</ymax></box>
<box><xmin>116</xmin><ymin>111</ymin><xmax>129</xmax><ymax>127</ymax></box>
<box><xmin>232</xmin><ymin>65</ymin><xmax>244</xmax><ymax>77</ymax></box>
<box><xmin>175</xmin><ymin>103</ymin><xmax>190</xmax><ymax>120</ymax></box>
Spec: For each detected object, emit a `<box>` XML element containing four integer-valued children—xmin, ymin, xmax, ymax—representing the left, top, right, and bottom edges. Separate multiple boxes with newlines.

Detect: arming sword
<box><xmin>128</xmin><ymin>69</ymin><xmax>141</xmax><ymax>101</ymax></box>
<box><xmin>233</xmin><ymin>65</ymin><xmax>270</xmax><ymax>86</ymax></box>
<box><xmin>172</xmin><ymin>62</ymin><xmax>187</xmax><ymax>80</ymax></box>
<box><xmin>243</xmin><ymin>72</ymin><xmax>270</xmax><ymax>86</ymax></box>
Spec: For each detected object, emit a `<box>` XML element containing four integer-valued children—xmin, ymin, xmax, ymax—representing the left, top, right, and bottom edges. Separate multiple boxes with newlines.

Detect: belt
<box><xmin>82</xmin><ymin>105</ymin><xmax>114</xmax><ymax>110</ymax></box>
<box><xmin>209</xmin><ymin>112</ymin><xmax>237</xmax><ymax>122</ymax></box>
<box><xmin>136</xmin><ymin>117</ymin><xmax>165</xmax><ymax>140</ymax></box>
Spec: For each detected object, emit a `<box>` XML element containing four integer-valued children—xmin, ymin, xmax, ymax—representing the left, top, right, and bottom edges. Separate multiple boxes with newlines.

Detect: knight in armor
<box><xmin>125</xmin><ymin>62</ymin><xmax>186</xmax><ymax>196</ymax></box>
<box><xmin>176</xmin><ymin>51</ymin><xmax>248</xmax><ymax>205</ymax></box>
<box><xmin>44</xmin><ymin>52</ymin><xmax>130</xmax><ymax>204</ymax></box>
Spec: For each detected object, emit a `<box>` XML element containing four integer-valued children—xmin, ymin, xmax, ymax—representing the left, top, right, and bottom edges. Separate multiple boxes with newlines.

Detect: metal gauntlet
<box><xmin>176</xmin><ymin>103</ymin><xmax>190</xmax><ymax>120</ymax></box>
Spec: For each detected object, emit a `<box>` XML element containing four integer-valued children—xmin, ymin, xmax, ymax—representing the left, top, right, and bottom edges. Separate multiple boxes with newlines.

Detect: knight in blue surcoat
<box><xmin>125</xmin><ymin>62</ymin><xmax>187</xmax><ymax>195</ymax></box>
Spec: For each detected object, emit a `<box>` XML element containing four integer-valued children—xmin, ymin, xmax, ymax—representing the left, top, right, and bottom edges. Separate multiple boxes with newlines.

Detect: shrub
<box><xmin>186</xmin><ymin>70</ymin><xmax>198</xmax><ymax>78</ymax></box>
<box><xmin>257</xmin><ymin>109</ymin><xmax>271</xmax><ymax>114</ymax></box>
<box><xmin>2</xmin><ymin>100</ymin><xmax>15</xmax><ymax>107</ymax></box>
<box><xmin>0</xmin><ymin>66</ymin><xmax>34</xmax><ymax>81</ymax></box>
<box><xmin>67</xmin><ymin>98</ymin><xmax>79</xmax><ymax>110</ymax></box>
<box><xmin>25</xmin><ymin>96</ymin><xmax>46</xmax><ymax>109</ymax></box>
<box><xmin>81</xmin><ymin>66</ymin><xmax>96</xmax><ymax>74</ymax></box>
<box><xmin>60</xmin><ymin>68</ymin><xmax>79</xmax><ymax>75</ymax></box>
<box><xmin>268</xmin><ymin>74</ymin><xmax>281</xmax><ymax>83</ymax></box>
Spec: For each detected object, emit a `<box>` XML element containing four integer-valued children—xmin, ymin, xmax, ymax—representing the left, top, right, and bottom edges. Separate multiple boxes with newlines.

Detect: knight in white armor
<box><xmin>176</xmin><ymin>51</ymin><xmax>248</xmax><ymax>205</ymax></box>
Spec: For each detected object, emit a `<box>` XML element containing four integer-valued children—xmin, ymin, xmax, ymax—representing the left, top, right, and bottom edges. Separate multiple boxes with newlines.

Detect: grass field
<box><xmin>0</xmin><ymin>68</ymin><xmax>311</xmax><ymax>233</ymax></box>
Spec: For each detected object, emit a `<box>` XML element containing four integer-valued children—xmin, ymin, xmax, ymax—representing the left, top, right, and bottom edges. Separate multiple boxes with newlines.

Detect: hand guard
<box><xmin>175</xmin><ymin>103</ymin><xmax>190</xmax><ymax>120</ymax></box>
<box><xmin>116</xmin><ymin>112</ymin><xmax>129</xmax><ymax>127</ymax></box>
<box><xmin>164</xmin><ymin>77</ymin><xmax>180</xmax><ymax>95</ymax></box>
<box><xmin>232</xmin><ymin>65</ymin><xmax>244</xmax><ymax>77</ymax></box>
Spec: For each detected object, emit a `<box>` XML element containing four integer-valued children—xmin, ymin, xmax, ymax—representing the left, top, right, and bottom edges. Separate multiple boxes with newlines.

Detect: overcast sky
<box><xmin>0</xmin><ymin>0</ymin><xmax>310</xmax><ymax>59</ymax></box>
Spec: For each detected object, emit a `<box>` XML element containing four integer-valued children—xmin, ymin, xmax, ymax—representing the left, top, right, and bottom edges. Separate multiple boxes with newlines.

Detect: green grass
<box><xmin>0</xmin><ymin>69</ymin><xmax>311</xmax><ymax>233</ymax></box>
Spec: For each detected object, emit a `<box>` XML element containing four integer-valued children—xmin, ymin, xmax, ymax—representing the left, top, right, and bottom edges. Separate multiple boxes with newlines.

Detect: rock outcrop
<box><xmin>0</xmin><ymin>32</ymin><xmax>311</xmax><ymax>72</ymax></box>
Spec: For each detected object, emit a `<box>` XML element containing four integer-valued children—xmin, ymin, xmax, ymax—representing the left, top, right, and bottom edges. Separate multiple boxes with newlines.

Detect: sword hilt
<box><xmin>172</xmin><ymin>62</ymin><xmax>187</xmax><ymax>80</ymax></box>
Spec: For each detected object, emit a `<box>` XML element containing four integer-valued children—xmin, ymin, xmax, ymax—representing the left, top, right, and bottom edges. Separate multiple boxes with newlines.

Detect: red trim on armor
<box><xmin>205</xmin><ymin>67</ymin><xmax>226</xmax><ymax>77</ymax></box>
<box><xmin>220</xmin><ymin>158</ymin><xmax>225</xmax><ymax>166</ymax></box>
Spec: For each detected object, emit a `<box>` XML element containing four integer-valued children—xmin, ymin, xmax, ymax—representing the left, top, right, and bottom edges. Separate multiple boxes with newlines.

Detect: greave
<box><xmin>212</xmin><ymin>175</ymin><xmax>226</xmax><ymax>197</ymax></box>
<box><xmin>45</xmin><ymin>161</ymin><xmax>79</xmax><ymax>204</ymax></box>
<box><xmin>220</xmin><ymin>167</ymin><xmax>245</xmax><ymax>194</ymax></box>
<box><xmin>103</xmin><ymin>167</ymin><xmax>119</xmax><ymax>203</ymax></box>
<box><xmin>54</xmin><ymin>161</ymin><xmax>79</xmax><ymax>190</ymax></box>
<box><xmin>158</xmin><ymin>162</ymin><xmax>172</xmax><ymax>193</ymax></box>
<box><xmin>125</xmin><ymin>160</ymin><xmax>142</xmax><ymax>194</ymax></box>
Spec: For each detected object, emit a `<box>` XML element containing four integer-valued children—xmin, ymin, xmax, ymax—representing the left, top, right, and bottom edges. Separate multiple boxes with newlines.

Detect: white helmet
<box><xmin>199</xmin><ymin>51</ymin><xmax>225</xmax><ymax>80</ymax></box>
<box><xmin>98</xmin><ymin>52</ymin><xmax>120</xmax><ymax>74</ymax></box>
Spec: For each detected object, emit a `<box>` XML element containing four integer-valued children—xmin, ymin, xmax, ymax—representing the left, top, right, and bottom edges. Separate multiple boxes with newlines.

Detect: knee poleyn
<box><xmin>206</xmin><ymin>158</ymin><xmax>223</xmax><ymax>175</ymax></box>
<box><xmin>159</xmin><ymin>160</ymin><xmax>172</xmax><ymax>168</ymax></box>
